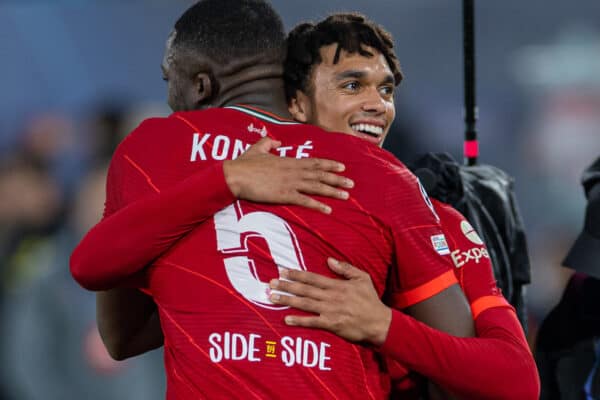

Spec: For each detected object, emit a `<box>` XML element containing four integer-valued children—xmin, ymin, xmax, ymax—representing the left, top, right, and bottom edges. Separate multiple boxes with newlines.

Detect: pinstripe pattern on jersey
<box><xmin>156</xmin><ymin>259</ymin><xmax>341</xmax><ymax>400</ymax></box>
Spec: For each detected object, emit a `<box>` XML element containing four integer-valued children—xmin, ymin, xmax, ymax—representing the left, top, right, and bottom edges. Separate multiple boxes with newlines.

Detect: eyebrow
<box><xmin>334</xmin><ymin>70</ymin><xmax>366</xmax><ymax>81</ymax></box>
<box><xmin>381</xmin><ymin>75</ymin><xmax>395</xmax><ymax>85</ymax></box>
<box><xmin>335</xmin><ymin>70</ymin><xmax>395</xmax><ymax>85</ymax></box>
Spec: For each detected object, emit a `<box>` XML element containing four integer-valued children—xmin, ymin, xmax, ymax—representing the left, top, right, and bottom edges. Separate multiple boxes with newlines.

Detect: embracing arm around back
<box><xmin>70</xmin><ymin>137</ymin><xmax>353</xmax><ymax>360</ymax></box>
<box><xmin>270</xmin><ymin>258</ymin><xmax>539</xmax><ymax>400</ymax></box>
<box><xmin>70</xmin><ymin>137</ymin><xmax>352</xmax><ymax>290</ymax></box>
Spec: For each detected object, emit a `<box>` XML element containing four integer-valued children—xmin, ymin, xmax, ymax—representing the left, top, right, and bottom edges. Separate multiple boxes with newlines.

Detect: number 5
<box><xmin>214</xmin><ymin>203</ymin><xmax>306</xmax><ymax>309</ymax></box>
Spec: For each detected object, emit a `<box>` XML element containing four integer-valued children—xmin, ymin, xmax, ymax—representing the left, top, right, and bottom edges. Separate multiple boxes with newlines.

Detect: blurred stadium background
<box><xmin>0</xmin><ymin>1</ymin><xmax>599</xmax><ymax>398</ymax></box>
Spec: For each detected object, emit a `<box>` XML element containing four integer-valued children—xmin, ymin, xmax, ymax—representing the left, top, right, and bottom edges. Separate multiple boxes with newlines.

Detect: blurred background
<box><xmin>0</xmin><ymin>0</ymin><xmax>598</xmax><ymax>398</ymax></box>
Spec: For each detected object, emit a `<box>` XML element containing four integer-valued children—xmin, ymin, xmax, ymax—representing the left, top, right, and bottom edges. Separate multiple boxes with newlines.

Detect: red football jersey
<box><xmin>386</xmin><ymin>199</ymin><xmax>512</xmax><ymax>392</ymax></box>
<box><xmin>367</xmin><ymin>198</ymin><xmax>538</xmax><ymax>399</ymax></box>
<box><xmin>104</xmin><ymin>105</ymin><xmax>457</xmax><ymax>399</ymax></box>
<box><xmin>432</xmin><ymin>199</ymin><xmax>510</xmax><ymax>316</ymax></box>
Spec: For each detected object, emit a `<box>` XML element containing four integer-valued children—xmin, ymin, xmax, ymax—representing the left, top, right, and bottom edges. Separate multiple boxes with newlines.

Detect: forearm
<box><xmin>97</xmin><ymin>289</ymin><xmax>164</xmax><ymax>360</ymax></box>
<box><xmin>71</xmin><ymin>163</ymin><xmax>234</xmax><ymax>290</ymax></box>
<box><xmin>380</xmin><ymin>307</ymin><xmax>539</xmax><ymax>400</ymax></box>
<box><xmin>114</xmin><ymin>310</ymin><xmax>164</xmax><ymax>359</ymax></box>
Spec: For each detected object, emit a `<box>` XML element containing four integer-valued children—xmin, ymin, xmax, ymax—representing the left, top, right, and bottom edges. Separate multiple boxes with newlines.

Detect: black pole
<box><xmin>463</xmin><ymin>0</ymin><xmax>478</xmax><ymax>166</ymax></box>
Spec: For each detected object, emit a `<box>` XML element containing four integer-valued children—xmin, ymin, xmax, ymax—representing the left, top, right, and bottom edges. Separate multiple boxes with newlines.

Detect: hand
<box><xmin>269</xmin><ymin>258</ymin><xmax>392</xmax><ymax>346</ymax></box>
<box><xmin>223</xmin><ymin>137</ymin><xmax>354</xmax><ymax>214</ymax></box>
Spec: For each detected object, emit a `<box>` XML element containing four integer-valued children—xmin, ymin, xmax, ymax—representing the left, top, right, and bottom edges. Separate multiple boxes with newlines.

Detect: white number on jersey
<box><xmin>214</xmin><ymin>202</ymin><xmax>306</xmax><ymax>309</ymax></box>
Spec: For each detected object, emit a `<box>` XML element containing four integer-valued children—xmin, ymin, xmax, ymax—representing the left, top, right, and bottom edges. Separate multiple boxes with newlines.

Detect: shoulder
<box><xmin>132</xmin><ymin>114</ymin><xmax>193</xmax><ymax>139</ymax></box>
<box><xmin>430</xmin><ymin>199</ymin><xmax>479</xmax><ymax>240</ymax></box>
<box><xmin>171</xmin><ymin>107</ymin><xmax>244</xmax><ymax>128</ymax></box>
<box><xmin>326</xmin><ymin>138</ymin><xmax>413</xmax><ymax>181</ymax></box>
<box><xmin>114</xmin><ymin>113</ymin><xmax>205</xmax><ymax>159</ymax></box>
<box><xmin>126</xmin><ymin>108</ymin><xmax>231</xmax><ymax>140</ymax></box>
<box><xmin>431</xmin><ymin>199</ymin><xmax>464</xmax><ymax>223</ymax></box>
<box><xmin>117</xmin><ymin>116</ymin><xmax>179</xmax><ymax>148</ymax></box>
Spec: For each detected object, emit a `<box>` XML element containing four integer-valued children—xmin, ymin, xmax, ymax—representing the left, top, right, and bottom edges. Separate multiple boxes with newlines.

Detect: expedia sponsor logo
<box><xmin>450</xmin><ymin>246</ymin><xmax>489</xmax><ymax>268</ymax></box>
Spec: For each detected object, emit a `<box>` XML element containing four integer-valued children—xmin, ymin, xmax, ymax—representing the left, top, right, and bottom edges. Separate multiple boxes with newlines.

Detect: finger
<box><xmin>284</xmin><ymin>315</ymin><xmax>328</xmax><ymax>329</ymax></box>
<box><xmin>269</xmin><ymin>139</ymin><xmax>282</xmax><ymax>150</ymax></box>
<box><xmin>302</xmin><ymin>170</ymin><xmax>354</xmax><ymax>189</ymax></box>
<box><xmin>286</xmin><ymin>193</ymin><xmax>332</xmax><ymax>214</ymax></box>
<box><xmin>296</xmin><ymin>180</ymin><xmax>349</xmax><ymax>200</ymax></box>
<box><xmin>300</xmin><ymin>158</ymin><xmax>346</xmax><ymax>173</ymax></box>
<box><xmin>279</xmin><ymin>267</ymin><xmax>337</xmax><ymax>289</ymax></box>
<box><xmin>247</xmin><ymin>137</ymin><xmax>281</xmax><ymax>154</ymax></box>
<box><xmin>270</xmin><ymin>293</ymin><xmax>322</xmax><ymax>314</ymax></box>
<box><xmin>327</xmin><ymin>258</ymin><xmax>365</xmax><ymax>280</ymax></box>
<box><xmin>270</xmin><ymin>278</ymin><xmax>326</xmax><ymax>300</ymax></box>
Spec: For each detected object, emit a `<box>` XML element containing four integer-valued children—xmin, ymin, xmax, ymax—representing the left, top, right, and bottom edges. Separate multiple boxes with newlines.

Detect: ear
<box><xmin>193</xmin><ymin>72</ymin><xmax>213</xmax><ymax>105</ymax></box>
<box><xmin>288</xmin><ymin>90</ymin><xmax>310</xmax><ymax>123</ymax></box>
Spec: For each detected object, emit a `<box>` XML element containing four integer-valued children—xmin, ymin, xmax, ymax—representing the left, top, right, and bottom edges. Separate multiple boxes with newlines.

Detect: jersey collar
<box><xmin>225</xmin><ymin>104</ymin><xmax>300</xmax><ymax>125</ymax></box>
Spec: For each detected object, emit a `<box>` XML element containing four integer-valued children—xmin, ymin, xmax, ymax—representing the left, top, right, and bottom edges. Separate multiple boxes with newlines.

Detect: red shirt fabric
<box><xmin>384</xmin><ymin>199</ymin><xmax>539</xmax><ymax>399</ymax></box>
<box><xmin>431</xmin><ymin>198</ymin><xmax>511</xmax><ymax>316</ymax></box>
<box><xmin>73</xmin><ymin>105</ymin><xmax>457</xmax><ymax>399</ymax></box>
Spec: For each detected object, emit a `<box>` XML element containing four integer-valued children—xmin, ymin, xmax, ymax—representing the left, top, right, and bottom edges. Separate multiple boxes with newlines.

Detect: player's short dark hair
<box><xmin>284</xmin><ymin>13</ymin><xmax>403</xmax><ymax>102</ymax></box>
<box><xmin>173</xmin><ymin>0</ymin><xmax>286</xmax><ymax>65</ymax></box>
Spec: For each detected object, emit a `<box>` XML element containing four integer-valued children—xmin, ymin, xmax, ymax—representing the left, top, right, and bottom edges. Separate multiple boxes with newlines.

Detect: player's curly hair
<box><xmin>284</xmin><ymin>13</ymin><xmax>404</xmax><ymax>102</ymax></box>
<box><xmin>173</xmin><ymin>0</ymin><xmax>286</xmax><ymax>65</ymax></box>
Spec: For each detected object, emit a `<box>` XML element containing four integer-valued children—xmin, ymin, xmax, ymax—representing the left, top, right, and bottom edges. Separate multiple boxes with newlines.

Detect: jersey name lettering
<box><xmin>191</xmin><ymin>133</ymin><xmax>314</xmax><ymax>161</ymax></box>
<box><xmin>191</xmin><ymin>133</ymin><xmax>251</xmax><ymax>161</ymax></box>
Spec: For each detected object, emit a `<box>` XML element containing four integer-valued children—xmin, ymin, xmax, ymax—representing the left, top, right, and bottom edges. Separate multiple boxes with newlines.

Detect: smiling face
<box><xmin>289</xmin><ymin>44</ymin><xmax>396</xmax><ymax>147</ymax></box>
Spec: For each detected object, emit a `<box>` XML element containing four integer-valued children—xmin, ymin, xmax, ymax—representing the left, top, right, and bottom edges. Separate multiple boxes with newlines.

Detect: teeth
<box><xmin>350</xmin><ymin>124</ymin><xmax>383</xmax><ymax>136</ymax></box>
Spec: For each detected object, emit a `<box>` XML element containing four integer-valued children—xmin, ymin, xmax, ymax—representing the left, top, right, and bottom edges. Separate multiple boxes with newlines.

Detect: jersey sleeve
<box><xmin>383</xmin><ymin>171</ymin><xmax>458</xmax><ymax>308</ymax></box>
<box><xmin>435</xmin><ymin>201</ymin><xmax>513</xmax><ymax>319</ymax></box>
<box><xmin>379</xmin><ymin>307</ymin><xmax>539</xmax><ymax>399</ymax></box>
<box><xmin>382</xmin><ymin>201</ymin><xmax>536</xmax><ymax>399</ymax></box>
<box><xmin>70</xmin><ymin>123</ymin><xmax>236</xmax><ymax>291</ymax></box>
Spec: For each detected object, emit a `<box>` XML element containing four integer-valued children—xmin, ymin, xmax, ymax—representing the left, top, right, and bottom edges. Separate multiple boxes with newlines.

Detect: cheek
<box><xmin>170</xmin><ymin>79</ymin><xmax>191</xmax><ymax>111</ymax></box>
<box><xmin>167</xmin><ymin>85</ymin><xmax>176</xmax><ymax>110</ymax></box>
<box><xmin>322</xmin><ymin>97</ymin><xmax>351</xmax><ymax>126</ymax></box>
<box><xmin>386</xmin><ymin>103</ymin><xmax>396</xmax><ymax>122</ymax></box>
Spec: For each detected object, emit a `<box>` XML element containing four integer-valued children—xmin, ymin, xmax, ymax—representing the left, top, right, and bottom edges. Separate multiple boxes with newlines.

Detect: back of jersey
<box><xmin>126</xmin><ymin>106</ymin><xmax>450</xmax><ymax>399</ymax></box>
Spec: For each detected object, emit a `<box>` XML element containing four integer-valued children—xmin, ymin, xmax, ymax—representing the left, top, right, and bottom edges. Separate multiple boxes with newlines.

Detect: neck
<box><xmin>213</xmin><ymin>60</ymin><xmax>292</xmax><ymax>118</ymax></box>
<box><xmin>217</xmin><ymin>79</ymin><xmax>291</xmax><ymax>117</ymax></box>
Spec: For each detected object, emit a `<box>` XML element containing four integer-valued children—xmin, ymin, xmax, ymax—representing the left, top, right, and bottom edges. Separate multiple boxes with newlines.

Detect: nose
<box><xmin>361</xmin><ymin>87</ymin><xmax>386</xmax><ymax>114</ymax></box>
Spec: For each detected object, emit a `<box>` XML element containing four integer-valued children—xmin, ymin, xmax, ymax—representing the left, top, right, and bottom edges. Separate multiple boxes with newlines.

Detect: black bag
<box><xmin>410</xmin><ymin>152</ymin><xmax>531</xmax><ymax>330</ymax></box>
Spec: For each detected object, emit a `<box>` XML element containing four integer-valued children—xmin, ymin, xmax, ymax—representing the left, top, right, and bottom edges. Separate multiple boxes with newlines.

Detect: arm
<box><xmin>269</xmin><ymin>259</ymin><xmax>539</xmax><ymax>400</ymax></box>
<box><xmin>382</xmin><ymin>306</ymin><xmax>538</xmax><ymax>400</ymax></box>
<box><xmin>96</xmin><ymin>288</ymin><xmax>164</xmax><ymax>360</ymax></box>
<box><xmin>72</xmin><ymin>137</ymin><xmax>352</xmax><ymax>359</ymax></box>
<box><xmin>269</xmin><ymin>258</ymin><xmax>472</xmax><ymax>344</ymax></box>
<box><xmin>70</xmin><ymin>161</ymin><xmax>235</xmax><ymax>291</ymax></box>
<box><xmin>71</xmin><ymin>137</ymin><xmax>352</xmax><ymax>291</ymax></box>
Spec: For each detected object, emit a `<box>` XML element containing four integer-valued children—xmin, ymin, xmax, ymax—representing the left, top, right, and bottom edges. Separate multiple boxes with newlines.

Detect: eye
<box><xmin>379</xmin><ymin>85</ymin><xmax>394</xmax><ymax>97</ymax></box>
<box><xmin>342</xmin><ymin>81</ymin><xmax>360</xmax><ymax>91</ymax></box>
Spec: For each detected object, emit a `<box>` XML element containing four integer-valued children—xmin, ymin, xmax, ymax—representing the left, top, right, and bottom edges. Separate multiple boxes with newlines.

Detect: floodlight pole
<box><xmin>463</xmin><ymin>0</ymin><xmax>478</xmax><ymax>166</ymax></box>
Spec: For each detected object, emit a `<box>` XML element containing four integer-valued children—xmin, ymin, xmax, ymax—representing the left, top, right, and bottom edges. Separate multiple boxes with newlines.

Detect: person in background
<box><xmin>1</xmin><ymin>162</ymin><xmax>165</xmax><ymax>400</ymax></box>
<box><xmin>537</xmin><ymin>156</ymin><xmax>600</xmax><ymax>400</ymax></box>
